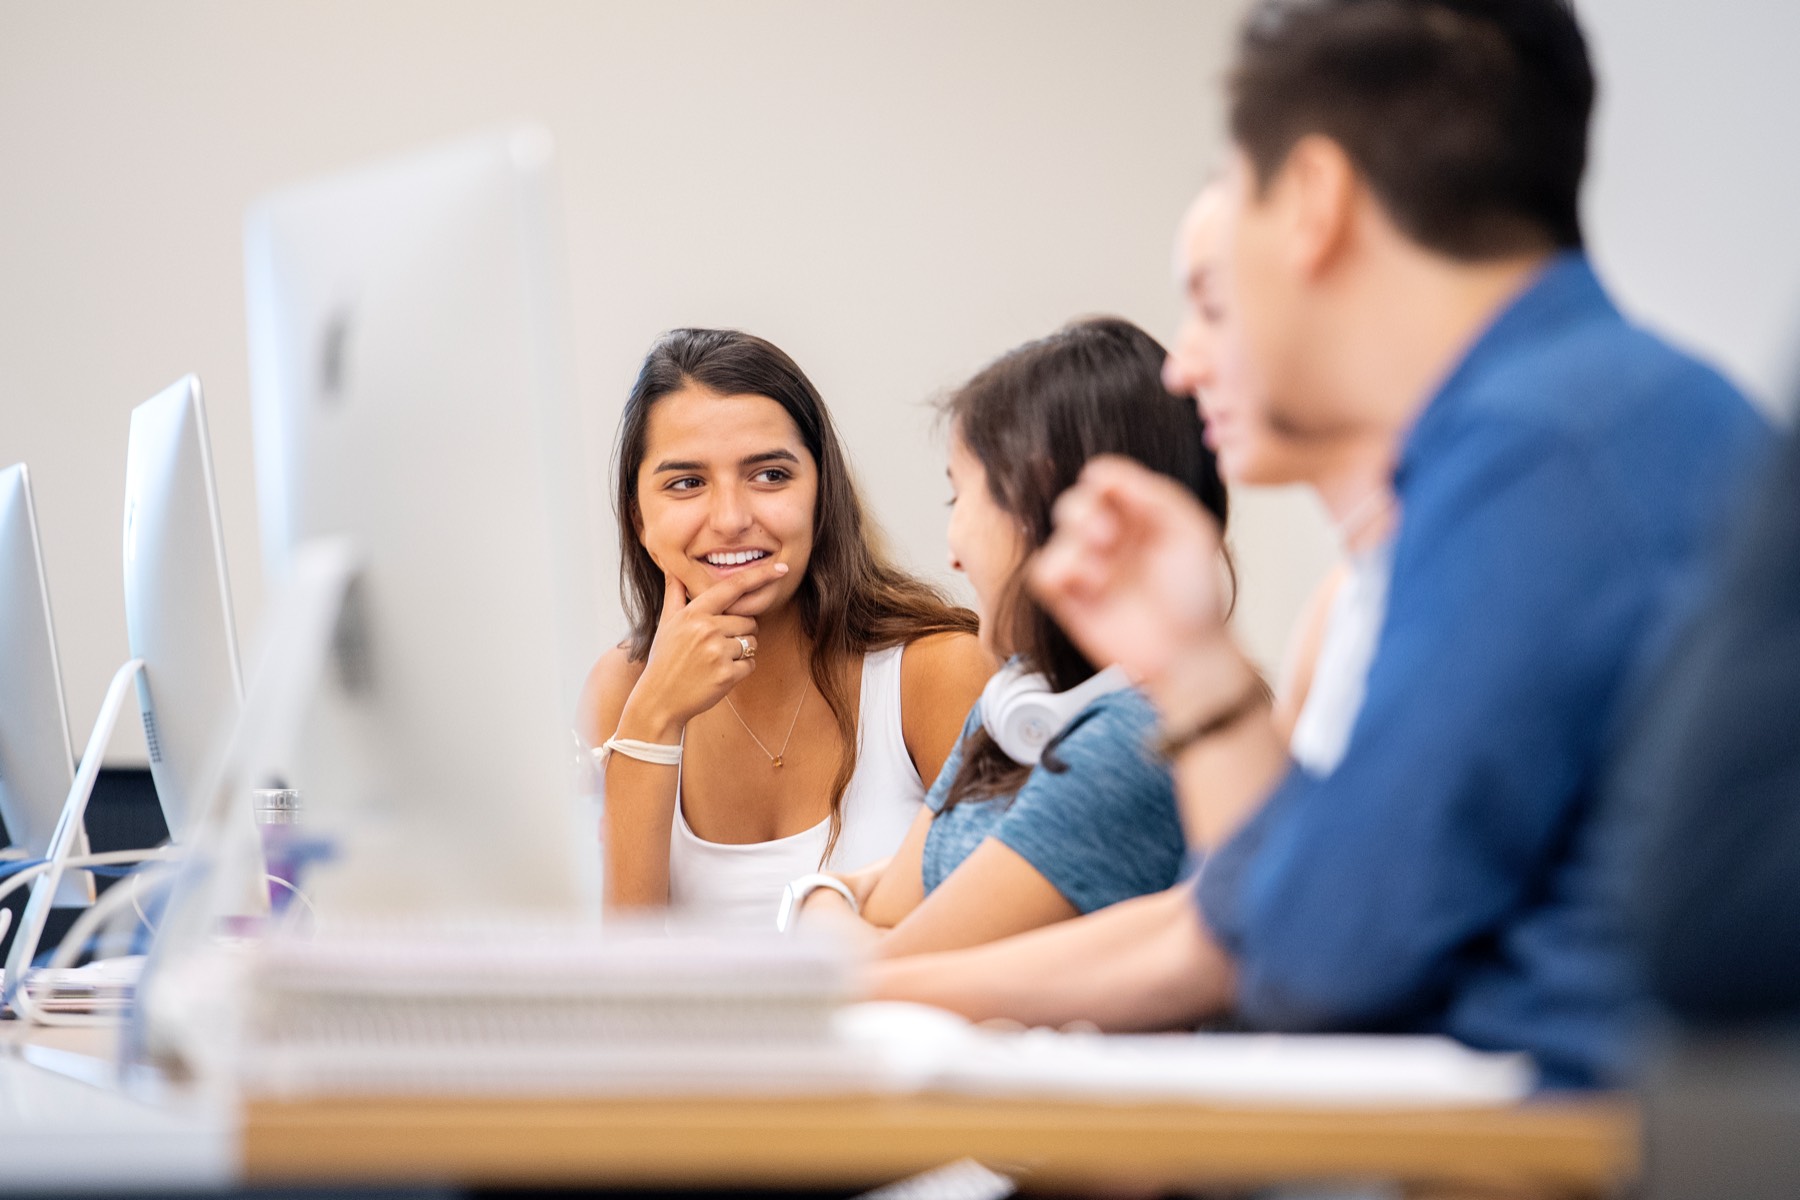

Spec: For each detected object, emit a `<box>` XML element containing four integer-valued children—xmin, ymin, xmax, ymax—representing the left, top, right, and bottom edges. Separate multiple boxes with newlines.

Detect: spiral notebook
<box><xmin>234</xmin><ymin>918</ymin><xmax>869</xmax><ymax>1097</ymax></box>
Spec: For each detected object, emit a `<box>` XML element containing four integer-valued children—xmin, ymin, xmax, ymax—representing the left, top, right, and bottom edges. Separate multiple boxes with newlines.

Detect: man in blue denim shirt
<box><xmin>877</xmin><ymin>0</ymin><xmax>1769</xmax><ymax>1090</ymax></box>
<box><xmin>1182</xmin><ymin>250</ymin><xmax>1768</xmax><ymax>1087</ymax></box>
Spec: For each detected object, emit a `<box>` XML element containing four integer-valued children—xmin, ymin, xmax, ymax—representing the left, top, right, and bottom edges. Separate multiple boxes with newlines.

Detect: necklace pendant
<box><xmin>771</xmin><ymin>756</ymin><xmax>783</xmax><ymax>768</ymax></box>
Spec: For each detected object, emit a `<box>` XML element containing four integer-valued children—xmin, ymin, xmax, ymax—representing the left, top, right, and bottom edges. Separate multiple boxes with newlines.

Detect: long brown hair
<box><xmin>615</xmin><ymin>329</ymin><xmax>976</xmax><ymax>859</ymax></box>
<box><xmin>941</xmin><ymin>316</ymin><xmax>1230</xmax><ymax>810</ymax></box>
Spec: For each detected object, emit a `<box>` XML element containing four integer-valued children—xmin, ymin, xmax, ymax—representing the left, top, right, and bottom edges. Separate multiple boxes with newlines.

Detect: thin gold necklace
<box><xmin>724</xmin><ymin>686</ymin><xmax>807</xmax><ymax>768</ymax></box>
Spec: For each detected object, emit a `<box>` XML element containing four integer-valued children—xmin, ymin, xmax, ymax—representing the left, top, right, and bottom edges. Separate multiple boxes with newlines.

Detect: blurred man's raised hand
<box><xmin>1029</xmin><ymin>456</ymin><xmax>1228</xmax><ymax>684</ymax></box>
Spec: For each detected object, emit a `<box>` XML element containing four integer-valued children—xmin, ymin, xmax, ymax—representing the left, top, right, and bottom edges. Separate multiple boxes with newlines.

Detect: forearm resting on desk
<box><xmin>798</xmin><ymin>887</ymin><xmax>885</xmax><ymax>949</ymax></box>
<box><xmin>866</xmin><ymin>884</ymin><xmax>1234</xmax><ymax>1030</ymax></box>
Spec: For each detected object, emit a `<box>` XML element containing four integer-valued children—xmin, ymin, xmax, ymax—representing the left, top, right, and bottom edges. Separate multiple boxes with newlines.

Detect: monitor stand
<box><xmin>128</xmin><ymin>537</ymin><xmax>359</xmax><ymax>1076</ymax></box>
<box><xmin>2</xmin><ymin>658</ymin><xmax>152</xmax><ymax>1011</ymax></box>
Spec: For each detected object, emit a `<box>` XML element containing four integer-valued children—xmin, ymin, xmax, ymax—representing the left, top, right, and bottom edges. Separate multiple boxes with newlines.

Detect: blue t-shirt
<box><xmin>921</xmin><ymin>688</ymin><xmax>1186</xmax><ymax>915</ymax></box>
<box><xmin>1196</xmin><ymin>253</ymin><xmax>1771</xmax><ymax>1090</ymax></box>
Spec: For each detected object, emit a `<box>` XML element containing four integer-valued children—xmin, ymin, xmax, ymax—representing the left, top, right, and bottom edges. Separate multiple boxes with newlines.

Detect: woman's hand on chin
<box><xmin>618</xmin><ymin>560</ymin><xmax>790</xmax><ymax>741</ymax></box>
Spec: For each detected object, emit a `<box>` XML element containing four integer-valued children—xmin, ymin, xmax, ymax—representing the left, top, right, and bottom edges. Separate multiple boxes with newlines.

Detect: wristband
<box><xmin>1154</xmin><ymin>677</ymin><xmax>1269</xmax><ymax>760</ymax></box>
<box><xmin>602</xmin><ymin>736</ymin><xmax>683</xmax><ymax>766</ymax></box>
<box><xmin>776</xmin><ymin>872</ymin><xmax>858</xmax><ymax>933</ymax></box>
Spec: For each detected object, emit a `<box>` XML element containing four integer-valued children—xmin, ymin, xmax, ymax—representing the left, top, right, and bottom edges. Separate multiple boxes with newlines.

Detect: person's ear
<box><xmin>1277</xmin><ymin>134</ymin><xmax>1357</xmax><ymax>280</ymax></box>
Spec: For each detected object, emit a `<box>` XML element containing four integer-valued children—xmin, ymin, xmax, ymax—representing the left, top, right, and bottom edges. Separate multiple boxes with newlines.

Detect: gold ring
<box><xmin>736</xmin><ymin>636</ymin><xmax>755</xmax><ymax>661</ymax></box>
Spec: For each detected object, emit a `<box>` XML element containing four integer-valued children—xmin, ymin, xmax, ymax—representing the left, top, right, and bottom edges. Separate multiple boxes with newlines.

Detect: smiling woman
<box><xmin>577</xmin><ymin>329</ymin><xmax>992</xmax><ymax>928</ymax></box>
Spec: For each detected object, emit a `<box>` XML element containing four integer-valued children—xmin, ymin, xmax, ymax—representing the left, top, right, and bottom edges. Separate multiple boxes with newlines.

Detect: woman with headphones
<box><xmin>781</xmin><ymin>317</ymin><xmax>1232</xmax><ymax>955</ymax></box>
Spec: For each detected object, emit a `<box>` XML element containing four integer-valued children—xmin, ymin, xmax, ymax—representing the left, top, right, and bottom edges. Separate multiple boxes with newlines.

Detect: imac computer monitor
<box><xmin>0</xmin><ymin>465</ymin><xmax>94</xmax><ymax>907</ymax></box>
<box><xmin>123</xmin><ymin>376</ymin><xmax>246</xmax><ymax>844</ymax></box>
<box><xmin>243</xmin><ymin>126</ymin><xmax>596</xmax><ymax>917</ymax></box>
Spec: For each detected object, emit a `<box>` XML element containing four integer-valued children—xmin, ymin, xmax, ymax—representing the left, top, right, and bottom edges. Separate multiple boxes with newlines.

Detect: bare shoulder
<box><xmin>901</xmin><ymin>631</ymin><xmax>996</xmax><ymax>704</ymax></box>
<box><xmin>576</xmin><ymin>642</ymin><xmax>647</xmax><ymax>745</ymax></box>
<box><xmin>899</xmin><ymin>632</ymin><xmax>996</xmax><ymax>785</ymax></box>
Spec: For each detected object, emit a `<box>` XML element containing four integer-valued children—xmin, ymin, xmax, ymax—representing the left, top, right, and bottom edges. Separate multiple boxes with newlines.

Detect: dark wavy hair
<box><xmin>940</xmin><ymin>316</ymin><xmax>1230</xmax><ymax>810</ymax></box>
<box><xmin>615</xmin><ymin>329</ymin><xmax>977</xmax><ymax>859</ymax></box>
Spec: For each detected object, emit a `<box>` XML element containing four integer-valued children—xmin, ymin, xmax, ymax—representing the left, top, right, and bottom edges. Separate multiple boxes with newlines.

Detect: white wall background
<box><xmin>2</xmin><ymin>1</ymin><xmax>1796</xmax><ymax>767</ymax></box>
<box><xmin>1582</xmin><ymin>0</ymin><xmax>1800</xmax><ymax>413</ymax></box>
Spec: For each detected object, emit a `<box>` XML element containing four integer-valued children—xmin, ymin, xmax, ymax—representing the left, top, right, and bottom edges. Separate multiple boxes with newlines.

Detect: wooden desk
<box><xmin>4</xmin><ymin>1024</ymin><xmax>1640</xmax><ymax>1196</ymax></box>
<box><xmin>245</xmin><ymin>1091</ymin><xmax>1639</xmax><ymax>1198</ymax></box>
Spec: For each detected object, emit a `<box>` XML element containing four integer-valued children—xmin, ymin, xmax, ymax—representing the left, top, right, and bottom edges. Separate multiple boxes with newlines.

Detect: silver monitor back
<box><xmin>123</xmin><ymin>377</ymin><xmax>245</xmax><ymax>844</ymax></box>
<box><xmin>243</xmin><ymin>127</ymin><xmax>594</xmax><ymax>917</ymax></box>
<box><xmin>0</xmin><ymin>465</ymin><xmax>94</xmax><ymax>907</ymax></box>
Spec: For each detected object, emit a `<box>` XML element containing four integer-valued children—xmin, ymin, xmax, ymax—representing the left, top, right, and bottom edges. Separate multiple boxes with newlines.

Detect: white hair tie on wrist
<box><xmin>602</xmin><ymin>736</ymin><xmax>683</xmax><ymax>766</ymax></box>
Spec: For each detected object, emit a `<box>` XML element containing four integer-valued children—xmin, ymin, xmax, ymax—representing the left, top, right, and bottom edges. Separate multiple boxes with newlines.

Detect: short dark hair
<box><xmin>1230</xmin><ymin>0</ymin><xmax>1595</xmax><ymax>259</ymax></box>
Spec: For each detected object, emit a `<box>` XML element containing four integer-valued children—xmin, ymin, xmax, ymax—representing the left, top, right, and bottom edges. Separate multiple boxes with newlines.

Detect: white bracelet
<box><xmin>776</xmin><ymin>872</ymin><xmax>859</xmax><ymax>933</ymax></box>
<box><xmin>602</xmin><ymin>736</ymin><xmax>683</xmax><ymax>766</ymax></box>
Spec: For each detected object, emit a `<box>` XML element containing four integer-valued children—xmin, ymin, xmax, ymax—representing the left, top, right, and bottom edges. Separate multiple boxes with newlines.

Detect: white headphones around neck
<box><xmin>978</xmin><ymin>659</ymin><xmax>1132</xmax><ymax>765</ymax></box>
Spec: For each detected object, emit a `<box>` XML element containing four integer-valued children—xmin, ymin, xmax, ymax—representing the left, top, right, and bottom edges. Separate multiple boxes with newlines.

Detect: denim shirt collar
<box><xmin>1394</xmin><ymin>251</ymin><xmax>1613</xmax><ymax>495</ymax></box>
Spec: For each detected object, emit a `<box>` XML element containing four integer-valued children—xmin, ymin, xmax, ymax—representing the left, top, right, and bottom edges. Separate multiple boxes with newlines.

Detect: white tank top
<box><xmin>667</xmin><ymin>644</ymin><xmax>923</xmax><ymax>930</ymax></box>
<box><xmin>1290</xmin><ymin>539</ymin><xmax>1393</xmax><ymax>777</ymax></box>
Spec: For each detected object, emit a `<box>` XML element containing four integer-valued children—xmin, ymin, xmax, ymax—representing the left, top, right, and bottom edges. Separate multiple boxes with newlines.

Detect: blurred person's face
<box><xmin>1163</xmin><ymin>188</ymin><xmax>1232</xmax><ymax>413</ymax></box>
<box><xmin>635</xmin><ymin>386</ymin><xmax>816</xmax><ymax>617</ymax></box>
<box><xmin>1226</xmin><ymin>147</ymin><xmax>1340</xmax><ymax>443</ymax></box>
<box><xmin>1166</xmin><ymin>185</ymin><xmax>1312</xmax><ymax>487</ymax></box>
<box><xmin>945</xmin><ymin>429</ymin><xmax>1027</xmax><ymax>658</ymax></box>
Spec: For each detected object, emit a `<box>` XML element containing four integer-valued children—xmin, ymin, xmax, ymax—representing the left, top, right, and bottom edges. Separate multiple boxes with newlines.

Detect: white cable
<box><xmin>0</xmin><ymin>847</ymin><xmax>179</xmax><ymax>910</ymax></box>
<box><xmin>0</xmin><ymin>848</ymin><xmax>179</xmax><ymax>1022</ymax></box>
<box><xmin>264</xmin><ymin>873</ymin><xmax>317</xmax><ymax>922</ymax></box>
<box><xmin>13</xmin><ymin>864</ymin><xmax>316</xmax><ymax>1028</ymax></box>
<box><xmin>11</xmin><ymin>859</ymin><xmax>179</xmax><ymax>1027</ymax></box>
<box><xmin>49</xmin><ymin>863</ymin><xmax>174</xmax><ymax>975</ymax></box>
<box><xmin>130</xmin><ymin>867</ymin><xmax>157</xmax><ymax>936</ymax></box>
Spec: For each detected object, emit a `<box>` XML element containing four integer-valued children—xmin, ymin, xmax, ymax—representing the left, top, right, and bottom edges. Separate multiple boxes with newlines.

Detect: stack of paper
<box><xmin>230</xmin><ymin>929</ymin><xmax>1535</xmax><ymax>1107</ymax></box>
<box><xmin>234</xmin><ymin>918</ymin><xmax>864</xmax><ymax>1097</ymax></box>
<box><xmin>835</xmin><ymin>1003</ymin><xmax>1536</xmax><ymax>1107</ymax></box>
